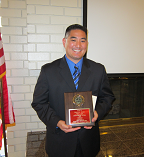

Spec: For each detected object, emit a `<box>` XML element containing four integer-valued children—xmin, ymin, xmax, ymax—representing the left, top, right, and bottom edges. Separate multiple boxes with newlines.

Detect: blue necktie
<box><xmin>73</xmin><ymin>66</ymin><xmax>80</xmax><ymax>89</ymax></box>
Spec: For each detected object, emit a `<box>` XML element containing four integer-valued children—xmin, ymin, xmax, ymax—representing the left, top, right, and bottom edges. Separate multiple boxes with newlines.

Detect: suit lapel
<box><xmin>59</xmin><ymin>56</ymin><xmax>76</xmax><ymax>92</ymax></box>
<box><xmin>77</xmin><ymin>58</ymin><xmax>91</xmax><ymax>91</ymax></box>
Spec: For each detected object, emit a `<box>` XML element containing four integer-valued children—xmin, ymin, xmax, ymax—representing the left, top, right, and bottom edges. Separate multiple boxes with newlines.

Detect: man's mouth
<box><xmin>73</xmin><ymin>49</ymin><xmax>81</xmax><ymax>52</ymax></box>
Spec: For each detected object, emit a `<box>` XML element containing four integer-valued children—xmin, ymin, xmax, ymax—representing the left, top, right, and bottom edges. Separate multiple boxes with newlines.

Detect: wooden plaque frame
<box><xmin>64</xmin><ymin>91</ymin><xmax>95</xmax><ymax>127</ymax></box>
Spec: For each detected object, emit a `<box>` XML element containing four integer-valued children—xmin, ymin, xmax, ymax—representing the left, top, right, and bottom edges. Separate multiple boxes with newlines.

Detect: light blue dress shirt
<box><xmin>65</xmin><ymin>55</ymin><xmax>83</xmax><ymax>76</ymax></box>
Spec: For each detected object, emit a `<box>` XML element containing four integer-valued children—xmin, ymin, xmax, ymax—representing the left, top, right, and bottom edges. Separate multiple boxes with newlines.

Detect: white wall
<box><xmin>0</xmin><ymin>0</ymin><xmax>83</xmax><ymax>156</ymax></box>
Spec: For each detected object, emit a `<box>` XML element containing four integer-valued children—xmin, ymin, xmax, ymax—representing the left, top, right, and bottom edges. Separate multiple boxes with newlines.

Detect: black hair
<box><xmin>64</xmin><ymin>24</ymin><xmax>87</xmax><ymax>38</ymax></box>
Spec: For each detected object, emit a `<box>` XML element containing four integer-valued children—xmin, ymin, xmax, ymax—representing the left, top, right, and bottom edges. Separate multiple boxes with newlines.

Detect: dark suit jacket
<box><xmin>31</xmin><ymin>56</ymin><xmax>115</xmax><ymax>157</ymax></box>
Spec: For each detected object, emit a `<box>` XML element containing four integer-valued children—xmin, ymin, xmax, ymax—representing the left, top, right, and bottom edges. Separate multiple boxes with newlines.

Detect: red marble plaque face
<box><xmin>69</xmin><ymin>108</ymin><xmax>91</xmax><ymax>125</ymax></box>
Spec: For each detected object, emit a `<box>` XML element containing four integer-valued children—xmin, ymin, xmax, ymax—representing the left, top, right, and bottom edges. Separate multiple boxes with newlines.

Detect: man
<box><xmin>31</xmin><ymin>24</ymin><xmax>115</xmax><ymax>157</ymax></box>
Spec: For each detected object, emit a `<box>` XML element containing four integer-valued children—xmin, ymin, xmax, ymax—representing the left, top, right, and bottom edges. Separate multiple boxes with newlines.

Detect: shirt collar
<box><xmin>65</xmin><ymin>55</ymin><xmax>83</xmax><ymax>74</ymax></box>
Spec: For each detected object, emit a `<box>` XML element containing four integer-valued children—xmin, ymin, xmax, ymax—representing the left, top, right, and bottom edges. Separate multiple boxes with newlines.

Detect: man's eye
<box><xmin>71</xmin><ymin>40</ymin><xmax>76</xmax><ymax>42</ymax></box>
<box><xmin>81</xmin><ymin>40</ymin><xmax>86</xmax><ymax>42</ymax></box>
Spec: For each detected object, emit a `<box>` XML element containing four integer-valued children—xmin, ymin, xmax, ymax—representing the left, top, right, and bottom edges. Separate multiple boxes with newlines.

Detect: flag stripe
<box><xmin>0</xmin><ymin>63</ymin><xmax>6</xmax><ymax>74</ymax></box>
<box><xmin>0</xmin><ymin>48</ymin><xmax>4</xmax><ymax>58</ymax></box>
<box><xmin>0</xmin><ymin>55</ymin><xmax>5</xmax><ymax>66</ymax></box>
<box><xmin>0</xmin><ymin>39</ymin><xmax>3</xmax><ymax>50</ymax></box>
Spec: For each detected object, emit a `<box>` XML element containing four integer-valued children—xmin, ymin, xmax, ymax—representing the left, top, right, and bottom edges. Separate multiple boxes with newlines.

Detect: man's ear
<box><xmin>62</xmin><ymin>38</ymin><xmax>66</xmax><ymax>47</ymax></box>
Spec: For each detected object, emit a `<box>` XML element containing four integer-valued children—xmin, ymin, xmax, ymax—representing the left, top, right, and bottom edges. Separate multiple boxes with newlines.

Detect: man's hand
<box><xmin>57</xmin><ymin>120</ymin><xmax>81</xmax><ymax>133</ymax></box>
<box><xmin>84</xmin><ymin>110</ymin><xmax>98</xmax><ymax>129</ymax></box>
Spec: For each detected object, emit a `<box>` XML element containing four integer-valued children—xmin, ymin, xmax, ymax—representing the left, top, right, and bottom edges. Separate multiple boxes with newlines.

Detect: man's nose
<box><xmin>76</xmin><ymin>40</ymin><xmax>81</xmax><ymax>47</ymax></box>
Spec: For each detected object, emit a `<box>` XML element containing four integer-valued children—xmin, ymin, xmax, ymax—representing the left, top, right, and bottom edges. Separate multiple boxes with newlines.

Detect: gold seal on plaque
<box><xmin>73</xmin><ymin>94</ymin><xmax>85</xmax><ymax>107</ymax></box>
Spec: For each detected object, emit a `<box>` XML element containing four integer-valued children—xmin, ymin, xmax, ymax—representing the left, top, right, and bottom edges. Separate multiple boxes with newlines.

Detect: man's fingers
<box><xmin>84</xmin><ymin>111</ymin><xmax>98</xmax><ymax>130</ymax></box>
<box><xmin>92</xmin><ymin>110</ymin><xmax>98</xmax><ymax>122</ymax></box>
<box><xmin>64</xmin><ymin>127</ymin><xmax>81</xmax><ymax>133</ymax></box>
<box><xmin>84</xmin><ymin>126</ymin><xmax>92</xmax><ymax>129</ymax></box>
<box><xmin>57</xmin><ymin>120</ymin><xmax>81</xmax><ymax>133</ymax></box>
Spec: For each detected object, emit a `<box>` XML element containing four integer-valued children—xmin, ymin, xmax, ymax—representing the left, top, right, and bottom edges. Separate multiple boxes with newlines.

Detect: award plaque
<box><xmin>64</xmin><ymin>91</ymin><xmax>95</xmax><ymax>127</ymax></box>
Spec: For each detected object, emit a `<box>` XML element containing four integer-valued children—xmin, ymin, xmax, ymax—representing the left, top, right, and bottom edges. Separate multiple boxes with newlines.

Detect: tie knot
<box><xmin>73</xmin><ymin>66</ymin><xmax>78</xmax><ymax>76</ymax></box>
<box><xmin>74</xmin><ymin>66</ymin><xmax>78</xmax><ymax>70</ymax></box>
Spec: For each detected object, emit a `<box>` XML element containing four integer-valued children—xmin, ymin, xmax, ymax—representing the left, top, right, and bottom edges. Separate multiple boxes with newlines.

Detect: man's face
<box><xmin>62</xmin><ymin>29</ymin><xmax>88</xmax><ymax>64</ymax></box>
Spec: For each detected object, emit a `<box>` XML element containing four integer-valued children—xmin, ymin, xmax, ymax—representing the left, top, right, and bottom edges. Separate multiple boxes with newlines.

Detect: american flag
<box><xmin>0</xmin><ymin>31</ymin><xmax>15</xmax><ymax>149</ymax></box>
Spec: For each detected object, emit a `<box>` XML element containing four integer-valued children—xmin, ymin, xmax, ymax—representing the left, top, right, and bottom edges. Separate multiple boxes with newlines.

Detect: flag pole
<box><xmin>0</xmin><ymin>78</ymin><xmax>8</xmax><ymax>157</ymax></box>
